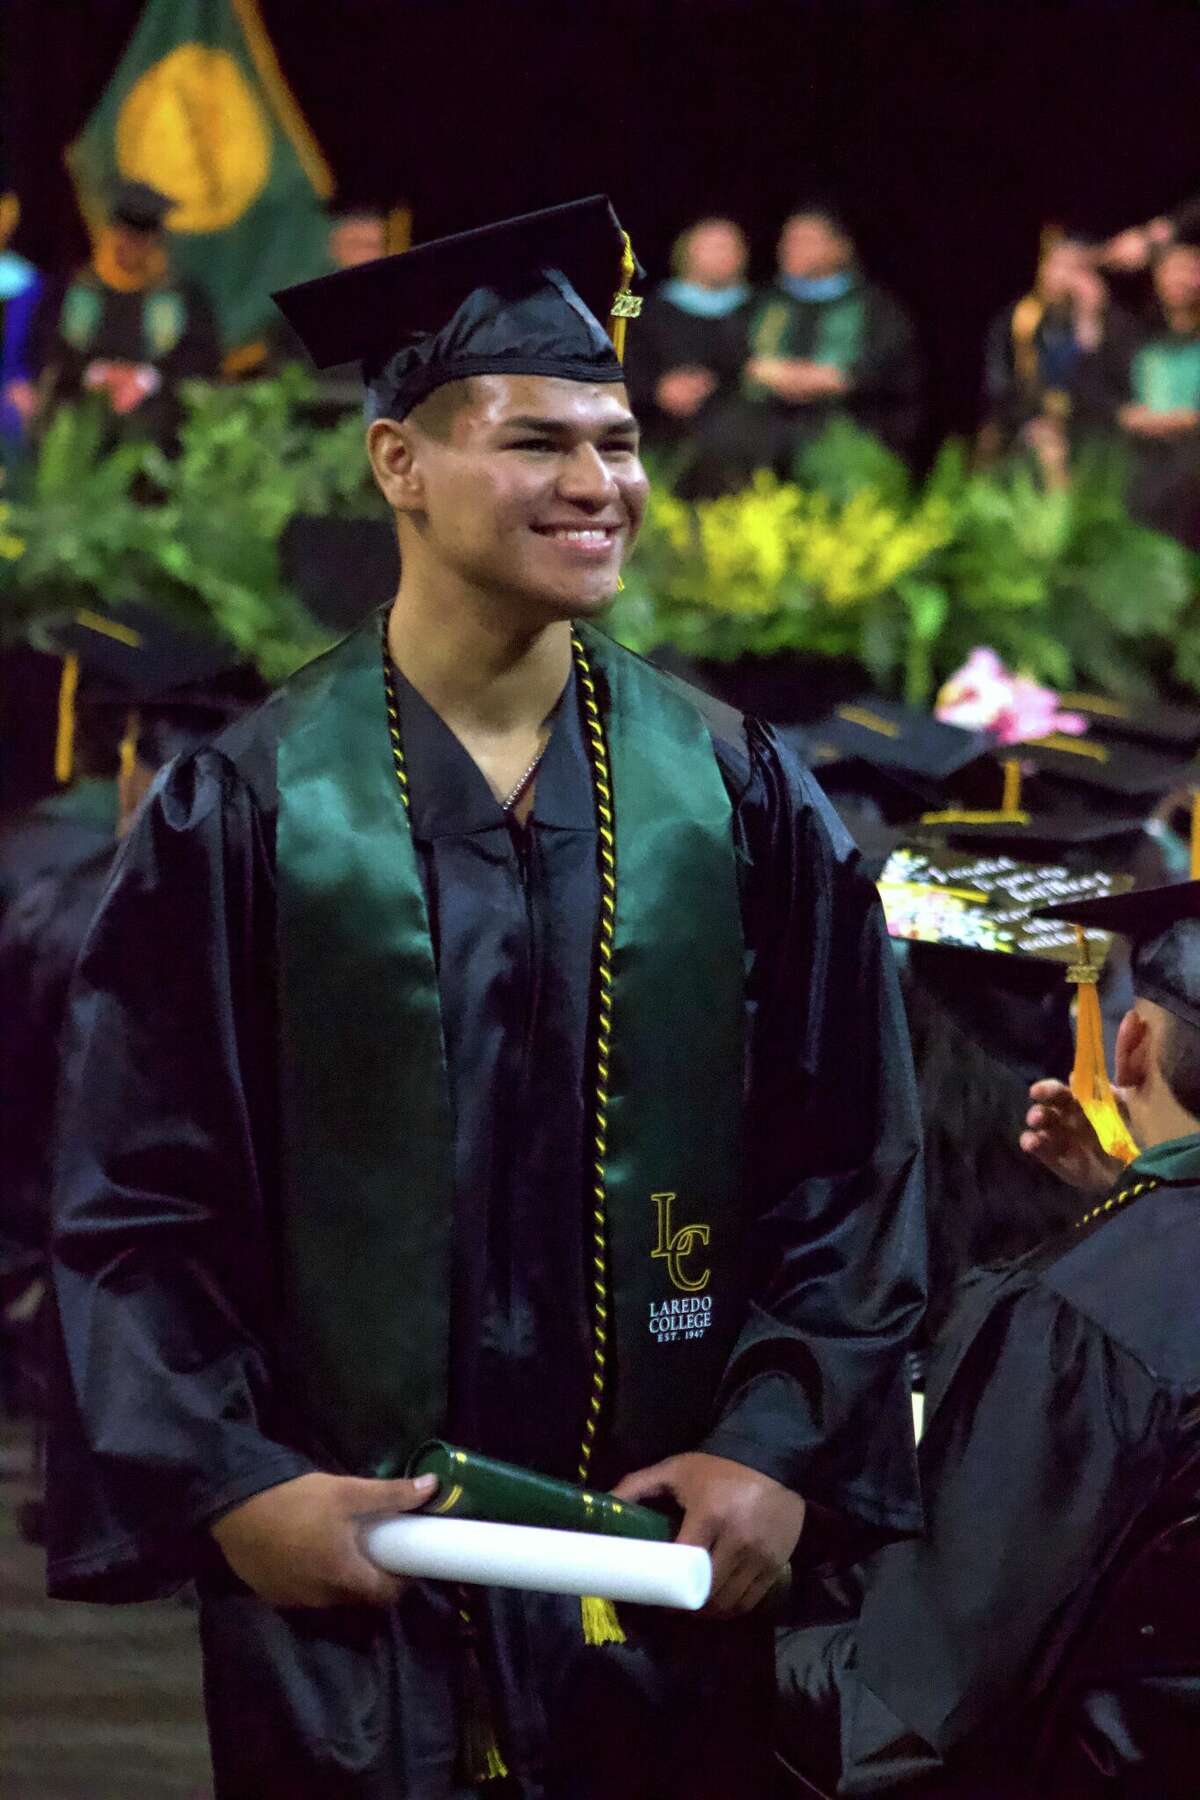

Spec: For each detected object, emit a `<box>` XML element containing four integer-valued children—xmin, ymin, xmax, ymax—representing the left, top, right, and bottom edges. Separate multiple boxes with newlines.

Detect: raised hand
<box><xmin>1020</xmin><ymin>1079</ymin><xmax>1124</xmax><ymax>1196</ymax></box>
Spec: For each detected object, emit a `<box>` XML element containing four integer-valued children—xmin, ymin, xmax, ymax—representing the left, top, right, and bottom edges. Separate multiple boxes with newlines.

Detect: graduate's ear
<box><xmin>367</xmin><ymin>417</ymin><xmax>427</xmax><ymax>513</ymax></box>
<box><xmin>1114</xmin><ymin>1005</ymin><xmax>1152</xmax><ymax>1092</ymax></box>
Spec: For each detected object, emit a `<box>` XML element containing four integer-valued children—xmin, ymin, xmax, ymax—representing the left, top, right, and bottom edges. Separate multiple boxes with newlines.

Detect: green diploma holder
<box><xmin>403</xmin><ymin>1440</ymin><xmax>676</xmax><ymax>1541</ymax></box>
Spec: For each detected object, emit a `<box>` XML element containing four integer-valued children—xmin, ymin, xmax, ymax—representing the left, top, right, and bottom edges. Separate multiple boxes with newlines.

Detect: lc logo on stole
<box><xmin>648</xmin><ymin>1191</ymin><xmax>713</xmax><ymax>1344</ymax></box>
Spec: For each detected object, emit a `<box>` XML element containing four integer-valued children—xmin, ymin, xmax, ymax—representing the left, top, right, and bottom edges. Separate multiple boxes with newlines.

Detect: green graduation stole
<box><xmin>275</xmin><ymin>615</ymin><xmax>746</xmax><ymax>1480</ymax></box>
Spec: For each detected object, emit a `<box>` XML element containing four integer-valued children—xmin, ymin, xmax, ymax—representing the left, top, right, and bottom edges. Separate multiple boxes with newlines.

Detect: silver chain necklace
<box><xmin>501</xmin><ymin>743</ymin><xmax>548</xmax><ymax>813</ymax></box>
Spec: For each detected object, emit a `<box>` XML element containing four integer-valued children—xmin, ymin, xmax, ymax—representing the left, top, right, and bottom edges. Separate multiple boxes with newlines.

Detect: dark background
<box><xmin>4</xmin><ymin>0</ymin><xmax>1200</xmax><ymax>439</ymax></box>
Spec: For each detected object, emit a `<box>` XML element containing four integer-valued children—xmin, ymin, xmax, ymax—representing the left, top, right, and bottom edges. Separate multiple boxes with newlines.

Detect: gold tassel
<box><xmin>1001</xmin><ymin>756</ymin><xmax>1022</xmax><ymax>816</ymax></box>
<box><xmin>1190</xmin><ymin>790</ymin><xmax>1200</xmax><ymax>879</ymax></box>
<box><xmin>457</xmin><ymin>1607</ymin><xmax>509</xmax><ymax>1784</ymax></box>
<box><xmin>580</xmin><ymin>1594</ymin><xmax>626</xmax><ymax>1646</ymax></box>
<box><xmin>1068</xmin><ymin>926</ymin><xmax>1138</xmax><ymax>1164</ymax></box>
<box><xmin>54</xmin><ymin>654</ymin><xmax>80</xmax><ymax>785</ymax></box>
<box><xmin>608</xmin><ymin>230</ymin><xmax>641</xmax><ymax>364</ymax></box>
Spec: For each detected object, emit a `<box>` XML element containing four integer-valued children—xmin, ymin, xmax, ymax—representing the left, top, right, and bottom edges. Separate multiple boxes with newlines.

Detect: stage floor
<box><xmin>0</xmin><ymin>1421</ymin><xmax>211</xmax><ymax>1799</ymax></box>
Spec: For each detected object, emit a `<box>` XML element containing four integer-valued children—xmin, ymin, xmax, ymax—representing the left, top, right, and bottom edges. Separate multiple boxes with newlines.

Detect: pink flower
<box><xmin>935</xmin><ymin>647</ymin><xmax>1087</xmax><ymax>745</ymax></box>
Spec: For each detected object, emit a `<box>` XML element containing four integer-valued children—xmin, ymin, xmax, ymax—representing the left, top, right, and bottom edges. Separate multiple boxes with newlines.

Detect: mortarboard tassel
<box><xmin>54</xmin><ymin>654</ymin><xmax>80</xmax><ymax>785</ymax></box>
<box><xmin>608</xmin><ymin>231</ymin><xmax>641</xmax><ymax>365</ymax></box>
<box><xmin>1067</xmin><ymin>925</ymin><xmax>1138</xmax><ymax>1164</ymax></box>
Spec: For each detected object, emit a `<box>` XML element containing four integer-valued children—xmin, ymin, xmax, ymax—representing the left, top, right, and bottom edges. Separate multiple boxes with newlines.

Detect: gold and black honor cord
<box><xmin>1073</xmin><ymin>1173</ymin><xmax>1160</xmax><ymax>1232</ymax></box>
<box><xmin>381</xmin><ymin>625</ymin><xmax>625</xmax><ymax>1779</ymax></box>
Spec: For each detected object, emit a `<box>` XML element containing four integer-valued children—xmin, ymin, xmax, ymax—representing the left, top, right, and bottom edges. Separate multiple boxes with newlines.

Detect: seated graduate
<box><xmin>777</xmin><ymin>876</ymin><xmax>1200</xmax><ymax>1797</ymax></box>
<box><xmin>622</xmin><ymin>216</ymin><xmax>751</xmax><ymax>455</ymax></box>
<box><xmin>46</xmin><ymin>197</ymin><xmax>926</xmax><ymax>1800</ymax></box>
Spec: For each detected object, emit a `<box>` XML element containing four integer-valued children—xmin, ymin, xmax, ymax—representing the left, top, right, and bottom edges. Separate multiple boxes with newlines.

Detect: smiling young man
<box><xmin>46</xmin><ymin>199</ymin><xmax>926</xmax><ymax>1800</ymax></box>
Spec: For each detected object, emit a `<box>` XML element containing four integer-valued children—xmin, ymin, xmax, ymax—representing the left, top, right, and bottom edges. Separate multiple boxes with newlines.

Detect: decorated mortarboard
<box><xmin>110</xmin><ymin>180</ymin><xmax>174</xmax><ymax>232</ymax></box>
<box><xmin>882</xmin><ymin>842</ymin><xmax>1135</xmax><ymax>1142</ymax></box>
<box><xmin>273</xmin><ymin>195</ymin><xmax>642</xmax><ymax>422</ymax></box>
<box><xmin>1035</xmin><ymin>878</ymin><xmax>1200</xmax><ymax>1034</ymax></box>
<box><xmin>876</xmin><ymin>842</ymin><xmax>1130</xmax><ymax>965</ymax></box>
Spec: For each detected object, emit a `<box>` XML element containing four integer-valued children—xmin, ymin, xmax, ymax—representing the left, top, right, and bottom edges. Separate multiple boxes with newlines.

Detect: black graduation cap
<box><xmin>273</xmin><ymin>195</ymin><xmax>639</xmax><ymax>421</ymax></box>
<box><xmin>803</xmin><ymin>698</ymin><xmax>992</xmax><ymax>794</ymax></box>
<box><xmin>876</xmin><ymin>842</ymin><xmax>1131</xmax><ymax>965</ymax></box>
<box><xmin>1053</xmin><ymin>689</ymin><xmax>1200</xmax><ymax>755</ymax></box>
<box><xmin>1035</xmin><ymin>878</ymin><xmax>1200</xmax><ymax>1032</ymax></box>
<box><xmin>1011</xmin><ymin>731</ymin><xmax>1196</xmax><ymax>802</ymax></box>
<box><xmin>44</xmin><ymin>605</ymin><xmax>264</xmax><ymax>772</ymax></box>
<box><xmin>879</xmin><ymin>843</ymin><xmax>1132</xmax><ymax>1082</ymax></box>
<box><xmin>110</xmin><ymin>180</ymin><xmax>174</xmax><ymax>232</ymax></box>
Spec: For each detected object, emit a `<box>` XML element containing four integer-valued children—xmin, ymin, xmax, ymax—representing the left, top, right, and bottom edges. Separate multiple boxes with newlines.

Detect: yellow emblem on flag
<box><xmin>116</xmin><ymin>45</ymin><xmax>271</xmax><ymax>234</ymax></box>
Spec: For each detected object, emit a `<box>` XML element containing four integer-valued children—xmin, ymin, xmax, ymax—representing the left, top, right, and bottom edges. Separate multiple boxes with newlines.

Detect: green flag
<box><xmin>67</xmin><ymin>0</ymin><xmax>334</xmax><ymax>354</ymax></box>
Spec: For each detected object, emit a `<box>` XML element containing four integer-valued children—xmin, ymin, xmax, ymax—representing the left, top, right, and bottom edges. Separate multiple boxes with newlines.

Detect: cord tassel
<box><xmin>457</xmin><ymin>1609</ymin><xmax>509</xmax><ymax>1784</ymax></box>
<box><xmin>581</xmin><ymin>1594</ymin><xmax>627</xmax><ymax>1646</ymax></box>
<box><xmin>1067</xmin><ymin>926</ymin><xmax>1138</xmax><ymax>1163</ymax></box>
<box><xmin>608</xmin><ymin>231</ymin><xmax>641</xmax><ymax>363</ymax></box>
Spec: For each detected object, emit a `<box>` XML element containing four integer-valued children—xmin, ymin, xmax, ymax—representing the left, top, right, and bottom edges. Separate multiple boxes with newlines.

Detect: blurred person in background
<box><xmin>692</xmin><ymin>206</ymin><xmax>921</xmax><ymax>492</ymax></box>
<box><xmin>1112</xmin><ymin>234</ymin><xmax>1200</xmax><ymax>547</ymax></box>
<box><xmin>27</xmin><ymin>180</ymin><xmax>219</xmax><ymax>451</ymax></box>
<box><xmin>0</xmin><ymin>612</ymin><xmax>261</xmax><ymax>1539</ymax></box>
<box><xmin>623</xmin><ymin>216</ymin><xmax>751</xmax><ymax>455</ymax></box>
<box><xmin>0</xmin><ymin>189</ymin><xmax>43</xmax><ymax>458</ymax></box>
<box><xmin>979</xmin><ymin>228</ymin><xmax>1134</xmax><ymax>481</ymax></box>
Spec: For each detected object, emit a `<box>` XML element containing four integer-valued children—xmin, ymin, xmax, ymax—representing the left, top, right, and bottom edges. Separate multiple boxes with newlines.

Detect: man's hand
<box><xmin>612</xmin><ymin>1452</ymin><xmax>805</xmax><ymax>1619</ymax></box>
<box><xmin>210</xmin><ymin>1470</ymin><xmax>437</xmax><ymax>1609</ymax></box>
<box><xmin>1020</xmin><ymin>1079</ymin><xmax>1123</xmax><ymax>1196</ymax></box>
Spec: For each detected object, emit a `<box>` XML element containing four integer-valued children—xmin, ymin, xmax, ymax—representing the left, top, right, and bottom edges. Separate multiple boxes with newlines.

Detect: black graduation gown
<box><xmin>622</xmin><ymin>288</ymin><xmax>751</xmax><ymax>452</ymax></box>
<box><xmin>777</xmin><ymin>1159</ymin><xmax>1200</xmax><ymax>1795</ymax></box>
<box><xmin>0</xmin><ymin>779</ymin><xmax>118</xmax><ymax>914</ymax></box>
<box><xmin>0</xmin><ymin>841</ymin><xmax>115</xmax><ymax>1264</ymax></box>
<box><xmin>47</xmin><ymin>641</ymin><xmax>926</xmax><ymax>1797</ymax></box>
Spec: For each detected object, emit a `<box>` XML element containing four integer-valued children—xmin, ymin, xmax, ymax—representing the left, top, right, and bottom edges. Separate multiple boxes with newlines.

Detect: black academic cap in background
<box><xmin>273</xmin><ymin>196</ymin><xmax>638</xmax><ymax>420</ymax></box>
<box><xmin>110</xmin><ymin>180</ymin><xmax>174</xmax><ymax>232</ymax></box>
<box><xmin>45</xmin><ymin>606</ymin><xmax>265</xmax><ymax>766</ymax></box>
<box><xmin>1054</xmin><ymin>689</ymin><xmax>1200</xmax><ymax>755</ymax></box>
<box><xmin>805</xmin><ymin>698</ymin><xmax>992</xmax><ymax>791</ymax></box>
<box><xmin>1012</xmin><ymin>731</ymin><xmax>1196</xmax><ymax>802</ymax></box>
<box><xmin>46</xmin><ymin>605</ymin><xmax>247</xmax><ymax>705</ymax></box>
<box><xmin>1035</xmin><ymin>878</ymin><xmax>1200</xmax><ymax>1031</ymax></box>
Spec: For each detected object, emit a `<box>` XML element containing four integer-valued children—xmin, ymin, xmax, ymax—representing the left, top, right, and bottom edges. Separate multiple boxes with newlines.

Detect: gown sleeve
<box><xmin>700</xmin><ymin>724</ymin><xmax>926</xmax><ymax>1539</ymax></box>
<box><xmin>776</xmin><ymin>1264</ymin><xmax>1189</xmax><ymax>1793</ymax></box>
<box><xmin>46</xmin><ymin>747</ymin><xmax>315</xmax><ymax>1602</ymax></box>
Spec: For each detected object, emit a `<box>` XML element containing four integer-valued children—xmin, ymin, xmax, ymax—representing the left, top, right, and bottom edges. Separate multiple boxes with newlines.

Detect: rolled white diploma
<box><xmin>363</xmin><ymin>1514</ymin><xmax>712</xmax><ymax>1612</ymax></box>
